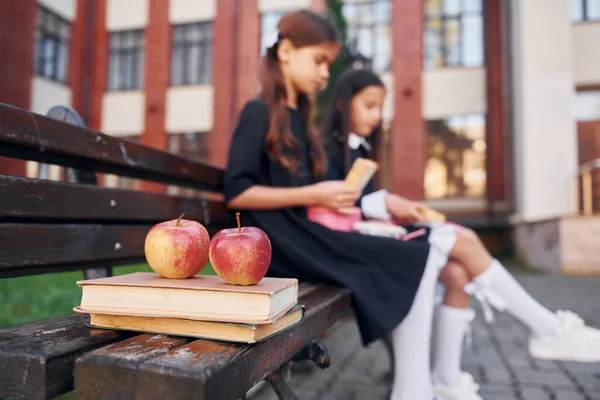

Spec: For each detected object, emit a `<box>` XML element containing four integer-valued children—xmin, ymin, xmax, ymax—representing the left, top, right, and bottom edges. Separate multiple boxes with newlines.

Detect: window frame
<box><xmin>342</xmin><ymin>0</ymin><xmax>393</xmax><ymax>74</ymax></box>
<box><xmin>572</xmin><ymin>0</ymin><xmax>600</xmax><ymax>22</ymax></box>
<box><xmin>107</xmin><ymin>29</ymin><xmax>145</xmax><ymax>92</ymax></box>
<box><xmin>34</xmin><ymin>5</ymin><xmax>71</xmax><ymax>83</ymax></box>
<box><xmin>171</xmin><ymin>21</ymin><xmax>213</xmax><ymax>87</ymax></box>
<box><xmin>423</xmin><ymin>0</ymin><xmax>484</xmax><ymax>69</ymax></box>
<box><xmin>424</xmin><ymin>113</ymin><xmax>488</xmax><ymax>200</ymax></box>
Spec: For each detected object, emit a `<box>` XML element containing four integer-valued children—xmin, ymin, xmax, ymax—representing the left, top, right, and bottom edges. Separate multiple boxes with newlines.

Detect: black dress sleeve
<box><xmin>223</xmin><ymin>99</ymin><xmax>269</xmax><ymax>202</ymax></box>
<box><xmin>323</xmin><ymin>137</ymin><xmax>346</xmax><ymax>181</ymax></box>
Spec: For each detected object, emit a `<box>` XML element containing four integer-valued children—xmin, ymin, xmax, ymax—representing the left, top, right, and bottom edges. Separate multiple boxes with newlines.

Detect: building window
<box><xmin>343</xmin><ymin>1</ymin><xmax>392</xmax><ymax>73</ymax></box>
<box><xmin>424</xmin><ymin>114</ymin><xmax>487</xmax><ymax>199</ymax></box>
<box><xmin>108</xmin><ymin>30</ymin><xmax>144</xmax><ymax>91</ymax></box>
<box><xmin>171</xmin><ymin>22</ymin><xmax>212</xmax><ymax>86</ymax></box>
<box><xmin>574</xmin><ymin>91</ymin><xmax>600</xmax><ymax>121</ymax></box>
<box><xmin>168</xmin><ymin>132</ymin><xmax>210</xmax><ymax>196</ymax></box>
<box><xmin>571</xmin><ymin>0</ymin><xmax>600</xmax><ymax>21</ymax></box>
<box><xmin>169</xmin><ymin>132</ymin><xmax>210</xmax><ymax>162</ymax></box>
<box><xmin>34</xmin><ymin>6</ymin><xmax>71</xmax><ymax>83</ymax></box>
<box><xmin>260</xmin><ymin>12</ymin><xmax>284</xmax><ymax>55</ymax></box>
<box><xmin>424</xmin><ymin>0</ymin><xmax>484</xmax><ymax>69</ymax></box>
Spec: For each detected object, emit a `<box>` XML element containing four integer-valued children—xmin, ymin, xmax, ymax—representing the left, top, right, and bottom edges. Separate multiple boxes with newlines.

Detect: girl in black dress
<box><xmin>320</xmin><ymin>67</ymin><xmax>600</xmax><ymax>400</ymax></box>
<box><xmin>224</xmin><ymin>10</ymin><xmax>453</xmax><ymax>400</ymax></box>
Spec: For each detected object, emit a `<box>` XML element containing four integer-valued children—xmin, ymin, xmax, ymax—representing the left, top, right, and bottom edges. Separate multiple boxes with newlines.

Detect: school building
<box><xmin>1</xmin><ymin>0</ymin><xmax>600</xmax><ymax>271</ymax></box>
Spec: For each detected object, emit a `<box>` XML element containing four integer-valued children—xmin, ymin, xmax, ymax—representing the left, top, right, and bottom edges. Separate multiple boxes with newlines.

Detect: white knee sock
<box><xmin>390</xmin><ymin>251</ymin><xmax>439</xmax><ymax>400</ymax></box>
<box><xmin>433</xmin><ymin>305</ymin><xmax>475</xmax><ymax>387</ymax></box>
<box><xmin>469</xmin><ymin>259</ymin><xmax>559</xmax><ymax>337</ymax></box>
<box><xmin>389</xmin><ymin>224</ymin><xmax>457</xmax><ymax>400</ymax></box>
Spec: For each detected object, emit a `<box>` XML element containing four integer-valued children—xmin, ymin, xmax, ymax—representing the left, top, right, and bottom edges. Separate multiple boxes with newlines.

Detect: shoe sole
<box><xmin>530</xmin><ymin>346</ymin><xmax>600</xmax><ymax>363</ymax></box>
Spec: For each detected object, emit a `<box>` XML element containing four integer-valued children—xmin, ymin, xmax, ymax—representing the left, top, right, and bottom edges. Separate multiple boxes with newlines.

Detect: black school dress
<box><xmin>223</xmin><ymin>98</ymin><xmax>433</xmax><ymax>346</ymax></box>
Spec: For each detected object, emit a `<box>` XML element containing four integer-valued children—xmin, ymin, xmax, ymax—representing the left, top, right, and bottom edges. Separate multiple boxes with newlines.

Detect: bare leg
<box><xmin>446</xmin><ymin>228</ymin><xmax>492</xmax><ymax>279</ymax></box>
<box><xmin>439</xmin><ymin>261</ymin><xmax>470</xmax><ymax>308</ymax></box>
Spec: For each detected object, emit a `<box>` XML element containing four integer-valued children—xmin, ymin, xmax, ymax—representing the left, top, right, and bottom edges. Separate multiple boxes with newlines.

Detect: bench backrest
<box><xmin>0</xmin><ymin>102</ymin><xmax>234</xmax><ymax>279</ymax></box>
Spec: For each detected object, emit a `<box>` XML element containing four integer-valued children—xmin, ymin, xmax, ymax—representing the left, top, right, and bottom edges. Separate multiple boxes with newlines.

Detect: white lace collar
<box><xmin>348</xmin><ymin>133</ymin><xmax>372</xmax><ymax>151</ymax></box>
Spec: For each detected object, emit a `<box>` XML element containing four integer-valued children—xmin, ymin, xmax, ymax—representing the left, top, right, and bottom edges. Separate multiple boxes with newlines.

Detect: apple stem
<box><xmin>236</xmin><ymin>212</ymin><xmax>241</xmax><ymax>233</ymax></box>
<box><xmin>176</xmin><ymin>212</ymin><xmax>185</xmax><ymax>227</ymax></box>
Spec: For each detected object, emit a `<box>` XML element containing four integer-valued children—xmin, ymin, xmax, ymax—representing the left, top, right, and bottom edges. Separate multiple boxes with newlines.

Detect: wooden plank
<box><xmin>74</xmin><ymin>334</ymin><xmax>192</xmax><ymax>400</ymax></box>
<box><xmin>0</xmin><ymin>175</ymin><xmax>233</xmax><ymax>224</ymax></box>
<box><xmin>0</xmin><ymin>313</ymin><xmax>135</xmax><ymax>400</ymax></box>
<box><xmin>0</xmin><ymin>103</ymin><xmax>224</xmax><ymax>191</ymax></box>
<box><xmin>74</xmin><ymin>285</ymin><xmax>352</xmax><ymax>400</ymax></box>
<box><xmin>0</xmin><ymin>223</ymin><xmax>229</xmax><ymax>278</ymax></box>
<box><xmin>0</xmin><ymin>224</ymin><xmax>148</xmax><ymax>277</ymax></box>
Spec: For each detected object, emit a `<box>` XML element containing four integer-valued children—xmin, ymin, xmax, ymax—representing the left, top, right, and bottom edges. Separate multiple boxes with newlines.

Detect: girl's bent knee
<box><xmin>456</xmin><ymin>227</ymin><xmax>482</xmax><ymax>247</ymax></box>
<box><xmin>439</xmin><ymin>261</ymin><xmax>470</xmax><ymax>289</ymax></box>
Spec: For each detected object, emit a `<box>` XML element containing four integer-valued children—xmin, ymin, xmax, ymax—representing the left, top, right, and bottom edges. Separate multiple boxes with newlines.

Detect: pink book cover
<box><xmin>307</xmin><ymin>206</ymin><xmax>362</xmax><ymax>232</ymax></box>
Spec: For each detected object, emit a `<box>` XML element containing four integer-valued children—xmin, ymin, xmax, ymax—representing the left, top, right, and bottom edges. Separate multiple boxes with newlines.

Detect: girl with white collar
<box><xmin>321</xmin><ymin>67</ymin><xmax>600</xmax><ymax>400</ymax></box>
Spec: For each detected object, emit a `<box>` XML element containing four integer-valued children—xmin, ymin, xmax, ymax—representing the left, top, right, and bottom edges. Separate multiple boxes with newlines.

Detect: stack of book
<box><xmin>74</xmin><ymin>272</ymin><xmax>304</xmax><ymax>344</ymax></box>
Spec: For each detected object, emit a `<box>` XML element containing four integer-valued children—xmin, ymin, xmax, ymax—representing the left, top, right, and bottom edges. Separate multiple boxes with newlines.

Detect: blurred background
<box><xmin>1</xmin><ymin>0</ymin><xmax>600</xmax><ymax>274</ymax></box>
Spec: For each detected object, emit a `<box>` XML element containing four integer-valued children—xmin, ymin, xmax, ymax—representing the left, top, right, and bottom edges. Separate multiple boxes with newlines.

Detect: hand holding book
<box><xmin>308</xmin><ymin>181</ymin><xmax>361</xmax><ymax>210</ymax></box>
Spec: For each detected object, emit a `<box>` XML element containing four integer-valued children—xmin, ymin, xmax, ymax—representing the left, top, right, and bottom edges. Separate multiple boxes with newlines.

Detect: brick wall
<box><xmin>89</xmin><ymin>0</ymin><xmax>108</xmax><ymax>132</ymax></box>
<box><xmin>140</xmin><ymin>0</ymin><xmax>171</xmax><ymax>193</ymax></box>
<box><xmin>0</xmin><ymin>0</ymin><xmax>36</xmax><ymax>176</ymax></box>
<box><xmin>69</xmin><ymin>0</ymin><xmax>92</xmax><ymax>122</ymax></box>
<box><xmin>391</xmin><ymin>0</ymin><xmax>425</xmax><ymax>199</ymax></box>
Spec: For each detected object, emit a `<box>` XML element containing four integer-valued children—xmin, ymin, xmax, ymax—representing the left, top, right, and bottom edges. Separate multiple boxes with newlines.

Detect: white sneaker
<box><xmin>529</xmin><ymin>310</ymin><xmax>600</xmax><ymax>363</ymax></box>
<box><xmin>434</xmin><ymin>372</ymin><xmax>484</xmax><ymax>400</ymax></box>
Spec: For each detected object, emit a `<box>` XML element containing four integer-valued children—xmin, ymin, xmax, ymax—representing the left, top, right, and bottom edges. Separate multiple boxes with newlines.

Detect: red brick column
<box><xmin>485</xmin><ymin>0</ymin><xmax>509</xmax><ymax>208</ymax></box>
<box><xmin>235</xmin><ymin>0</ymin><xmax>260</xmax><ymax>116</ymax></box>
<box><xmin>89</xmin><ymin>0</ymin><xmax>108</xmax><ymax>132</ymax></box>
<box><xmin>210</xmin><ymin>0</ymin><xmax>236</xmax><ymax>168</ymax></box>
<box><xmin>390</xmin><ymin>0</ymin><xmax>425</xmax><ymax>200</ymax></box>
<box><xmin>0</xmin><ymin>0</ymin><xmax>36</xmax><ymax>176</ymax></box>
<box><xmin>140</xmin><ymin>0</ymin><xmax>171</xmax><ymax>193</ymax></box>
<box><xmin>87</xmin><ymin>0</ymin><xmax>108</xmax><ymax>186</ymax></box>
<box><xmin>69</xmin><ymin>0</ymin><xmax>91</xmax><ymax>121</ymax></box>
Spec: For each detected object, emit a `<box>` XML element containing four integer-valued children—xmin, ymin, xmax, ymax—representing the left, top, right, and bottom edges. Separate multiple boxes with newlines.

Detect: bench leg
<box><xmin>265</xmin><ymin>363</ymin><xmax>297</xmax><ymax>400</ymax></box>
<box><xmin>265</xmin><ymin>340</ymin><xmax>331</xmax><ymax>400</ymax></box>
<box><xmin>83</xmin><ymin>267</ymin><xmax>113</xmax><ymax>279</ymax></box>
<box><xmin>291</xmin><ymin>340</ymin><xmax>330</xmax><ymax>368</ymax></box>
<box><xmin>382</xmin><ymin>334</ymin><xmax>395</xmax><ymax>382</ymax></box>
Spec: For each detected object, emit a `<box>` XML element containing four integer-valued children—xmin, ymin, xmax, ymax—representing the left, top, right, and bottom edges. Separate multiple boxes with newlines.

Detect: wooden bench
<box><xmin>0</xmin><ymin>102</ymin><xmax>352</xmax><ymax>400</ymax></box>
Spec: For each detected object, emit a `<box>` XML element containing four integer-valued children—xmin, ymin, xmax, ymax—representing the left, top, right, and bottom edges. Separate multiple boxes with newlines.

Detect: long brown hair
<box><xmin>259</xmin><ymin>9</ymin><xmax>338</xmax><ymax>180</ymax></box>
<box><xmin>320</xmin><ymin>67</ymin><xmax>385</xmax><ymax>172</ymax></box>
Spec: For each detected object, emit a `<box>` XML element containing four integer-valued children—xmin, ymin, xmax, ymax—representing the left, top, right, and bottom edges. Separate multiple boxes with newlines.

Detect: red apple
<box><xmin>144</xmin><ymin>213</ymin><xmax>210</xmax><ymax>279</ymax></box>
<box><xmin>209</xmin><ymin>212</ymin><xmax>272</xmax><ymax>286</ymax></box>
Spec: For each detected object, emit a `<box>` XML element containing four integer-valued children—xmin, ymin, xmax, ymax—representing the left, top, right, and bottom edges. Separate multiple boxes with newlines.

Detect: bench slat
<box><xmin>74</xmin><ymin>285</ymin><xmax>351</xmax><ymax>400</ymax></box>
<box><xmin>0</xmin><ymin>103</ymin><xmax>223</xmax><ymax>190</ymax></box>
<box><xmin>0</xmin><ymin>175</ymin><xmax>232</xmax><ymax>224</ymax></box>
<box><xmin>0</xmin><ymin>314</ymin><xmax>135</xmax><ymax>400</ymax></box>
<box><xmin>73</xmin><ymin>334</ymin><xmax>194</xmax><ymax>399</ymax></box>
<box><xmin>0</xmin><ymin>224</ymin><xmax>148</xmax><ymax>277</ymax></box>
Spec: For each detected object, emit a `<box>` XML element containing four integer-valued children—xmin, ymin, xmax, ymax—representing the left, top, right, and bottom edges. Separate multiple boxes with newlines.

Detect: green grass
<box><xmin>0</xmin><ymin>263</ymin><xmax>216</xmax><ymax>399</ymax></box>
<box><xmin>0</xmin><ymin>263</ymin><xmax>216</xmax><ymax>329</ymax></box>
